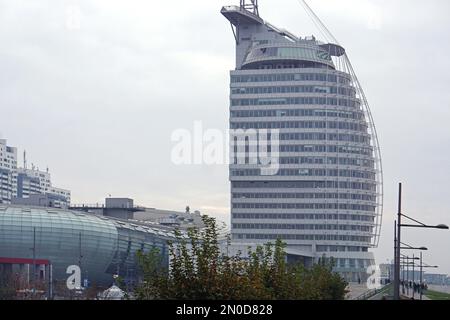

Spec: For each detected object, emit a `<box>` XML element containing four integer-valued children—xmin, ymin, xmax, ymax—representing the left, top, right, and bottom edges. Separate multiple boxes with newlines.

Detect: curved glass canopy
<box><xmin>243</xmin><ymin>45</ymin><xmax>334</xmax><ymax>68</ymax></box>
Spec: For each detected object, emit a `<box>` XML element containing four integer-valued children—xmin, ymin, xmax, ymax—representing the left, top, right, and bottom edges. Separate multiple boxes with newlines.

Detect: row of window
<box><xmin>278</xmin><ymin>156</ymin><xmax>374</xmax><ymax>168</ymax></box>
<box><xmin>231</xmin><ymin>85</ymin><xmax>356</xmax><ymax>97</ymax></box>
<box><xmin>231</xmin><ymin>132</ymin><xmax>369</xmax><ymax>144</ymax></box>
<box><xmin>282</xmin><ymin>145</ymin><xmax>372</xmax><ymax>156</ymax></box>
<box><xmin>233</xmin><ymin>233</ymin><xmax>371</xmax><ymax>242</ymax></box>
<box><xmin>233</xmin><ymin>223</ymin><xmax>373</xmax><ymax>232</ymax></box>
<box><xmin>231</xmin><ymin>168</ymin><xmax>375</xmax><ymax>180</ymax></box>
<box><xmin>334</xmin><ymin>258</ymin><xmax>371</xmax><ymax>269</ymax></box>
<box><xmin>230</xmin><ymin>73</ymin><xmax>351</xmax><ymax>84</ymax></box>
<box><xmin>232</xmin><ymin>213</ymin><xmax>375</xmax><ymax>222</ymax></box>
<box><xmin>231</xmin><ymin>146</ymin><xmax>373</xmax><ymax>158</ymax></box>
<box><xmin>243</xmin><ymin>133</ymin><xmax>363</xmax><ymax>145</ymax></box>
<box><xmin>230</xmin><ymin>121</ymin><xmax>368</xmax><ymax>132</ymax></box>
<box><xmin>232</xmin><ymin>192</ymin><xmax>376</xmax><ymax>202</ymax></box>
<box><xmin>232</xmin><ymin>203</ymin><xmax>376</xmax><ymax>212</ymax></box>
<box><xmin>231</xmin><ymin>97</ymin><xmax>359</xmax><ymax>108</ymax></box>
<box><xmin>230</xmin><ymin>109</ymin><xmax>364</xmax><ymax>120</ymax></box>
<box><xmin>232</xmin><ymin>181</ymin><xmax>377</xmax><ymax>191</ymax></box>
<box><xmin>279</xmin><ymin>132</ymin><xmax>370</xmax><ymax>143</ymax></box>
<box><xmin>316</xmin><ymin>245</ymin><xmax>369</xmax><ymax>253</ymax></box>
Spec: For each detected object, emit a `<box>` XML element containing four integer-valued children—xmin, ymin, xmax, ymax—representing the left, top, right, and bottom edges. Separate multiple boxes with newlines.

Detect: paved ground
<box><xmin>400</xmin><ymin>287</ymin><xmax>429</xmax><ymax>300</ymax></box>
<box><xmin>368</xmin><ymin>285</ymin><xmax>430</xmax><ymax>300</ymax></box>
<box><xmin>345</xmin><ymin>283</ymin><xmax>444</xmax><ymax>300</ymax></box>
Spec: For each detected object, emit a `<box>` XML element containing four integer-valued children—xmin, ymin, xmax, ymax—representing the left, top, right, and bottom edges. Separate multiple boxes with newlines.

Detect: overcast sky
<box><xmin>1</xmin><ymin>0</ymin><xmax>449</xmax><ymax>274</ymax></box>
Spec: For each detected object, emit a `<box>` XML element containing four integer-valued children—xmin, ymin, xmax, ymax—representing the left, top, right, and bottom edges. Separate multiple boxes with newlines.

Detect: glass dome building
<box><xmin>0</xmin><ymin>205</ymin><xmax>172</xmax><ymax>286</ymax></box>
<box><xmin>223</xmin><ymin>1</ymin><xmax>383</xmax><ymax>282</ymax></box>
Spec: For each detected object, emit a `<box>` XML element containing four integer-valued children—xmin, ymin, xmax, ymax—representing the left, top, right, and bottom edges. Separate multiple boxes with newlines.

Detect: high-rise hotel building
<box><xmin>222</xmin><ymin>1</ymin><xmax>383</xmax><ymax>281</ymax></box>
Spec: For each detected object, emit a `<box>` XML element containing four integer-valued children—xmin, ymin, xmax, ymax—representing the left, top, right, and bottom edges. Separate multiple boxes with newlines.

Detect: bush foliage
<box><xmin>136</xmin><ymin>216</ymin><xmax>348</xmax><ymax>300</ymax></box>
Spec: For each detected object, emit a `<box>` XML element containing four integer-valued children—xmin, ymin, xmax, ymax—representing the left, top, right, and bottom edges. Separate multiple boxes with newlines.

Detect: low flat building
<box><xmin>12</xmin><ymin>193</ymin><xmax>69</xmax><ymax>209</ymax></box>
<box><xmin>70</xmin><ymin>198</ymin><xmax>144</xmax><ymax>220</ymax></box>
<box><xmin>134</xmin><ymin>207</ymin><xmax>205</xmax><ymax>229</ymax></box>
<box><xmin>71</xmin><ymin>198</ymin><xmax>207</xmax><ymax>229</ymax></box>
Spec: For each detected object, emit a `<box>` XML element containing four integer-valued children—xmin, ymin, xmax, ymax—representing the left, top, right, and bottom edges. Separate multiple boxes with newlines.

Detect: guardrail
<box><xmin>353</xmin><ymin>283</ymin><xmax>392</xmax><ymax>300</ymax></box>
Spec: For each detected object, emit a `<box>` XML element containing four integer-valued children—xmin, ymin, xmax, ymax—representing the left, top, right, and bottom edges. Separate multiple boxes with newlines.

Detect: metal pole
<box><xmin>393</xmin><ymin>221</ymin><xmax>396</xmax><ymax>284</ymax></box>
<box><xmin>412</xmin><ymin>254</ymin><xmax>415</xmax><ymax>299</ymax></box>
<box><xmin>33</xmin><ymin>227</ymin><xmax>36</xmax><ymax>296</ymax></box>
<box><xmin>420</xmin><ymin>252</ymin><xmax>423</xmax><ymax>300</ymax></box>
<box><xmin>388</xmin><ymin>259</ymin><xmax>391</xmax><ymax>282</ymax></box>
<box><xmin>49</xmin><ymin>264</ymin><xmax>53</xmax><ymax>300</ymax></box>
<box><xmin>406</xmin><ymin>256</ymin><xmax>409</xmax><ymax>296</ymax></box>
<box><xmin>394</xmin><ymin>183</ymin><xmax>402</xmax><ymax>300</ymax></box>
<box><xmin>79</xmin><ymin>232</ymin><xmax>82</xmax><ymax>289</ymax></box>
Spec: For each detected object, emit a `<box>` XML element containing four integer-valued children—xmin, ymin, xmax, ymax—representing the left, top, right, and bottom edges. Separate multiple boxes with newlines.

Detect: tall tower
<box><xmin>222</xmin><ymin>2</ymin><xmax>383</xmax><ymax>282</ymax></box>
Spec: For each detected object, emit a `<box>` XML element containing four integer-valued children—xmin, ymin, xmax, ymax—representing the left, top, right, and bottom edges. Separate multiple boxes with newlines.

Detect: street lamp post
<box><xmin>412</xmin><ymin>254</ymin><xmax>415</xmax><ymax>299</ymax></box>
<box><xmin>394</xmin><ymin>184</ymin><xmax>402</xmax><ymax>300</ymax></box>
<box><xmin>420</xmin><ymin>252</ymin><xmax>423</xmax><ymax>301</ymax></box>
<box><xmin>393</xmin><ymin>182</ymin><xmax>449</xmax><ymax>300</ymax></box>
<box><xmin>387</xmin><ymin>259</ymin><xmax>391</xmax><ymax>282</ymax></box>
<box><xmin>406</xmin><ymin>256</ymin><xmax>409</xmax><ymax>295</ymax></box>
<box><xmin>393</xmin><ymin>221</ymin><xmax>396</xmax><ymax>284</ymax></box>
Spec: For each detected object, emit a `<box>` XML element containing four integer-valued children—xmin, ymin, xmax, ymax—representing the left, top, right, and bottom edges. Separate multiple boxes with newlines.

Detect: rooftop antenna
<box><xmin>241</xmin><ymin>0</ymin><xmax>259</xmax><ymax>16</ymax></box>
<box><xmin>24</xmin><ymin>150</ymin><xmax>27</xmax><ymax>169</ymax></box>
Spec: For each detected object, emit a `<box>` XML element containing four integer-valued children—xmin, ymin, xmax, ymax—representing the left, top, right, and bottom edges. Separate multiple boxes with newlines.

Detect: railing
<box><xmin>70</xmin><ymin>203</ymin><xmax>105</xmax><ymax>208</ymax></box>
<box><xmin>353</xmin><ymin>288</ymin><xmax>379</xmax><ymax>300</ymax></box>
<box><xmin>70</xmin><ymin>204</ymin><xmax>146</xmax><ymax>210</ymax></box>
<box><xmin>353</xmin><ymin>283</ymin><xmax>392</xmax><ymax>300</ymax></box>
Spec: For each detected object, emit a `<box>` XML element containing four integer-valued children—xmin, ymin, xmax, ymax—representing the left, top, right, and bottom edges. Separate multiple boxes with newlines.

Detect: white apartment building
<box><xmin>0</xmin><ymin>138</ymin><xmax>70</xmax><ymax>207</ymax></box>
<box><xmin>16</xmin><ymin>168</ymin><xmax>71</xmax><ymax>208</ymax></box>
<box><xmin>0</xmin><ymin>139</ymin><xmax>18</xmax><ymax>204</ymax></box>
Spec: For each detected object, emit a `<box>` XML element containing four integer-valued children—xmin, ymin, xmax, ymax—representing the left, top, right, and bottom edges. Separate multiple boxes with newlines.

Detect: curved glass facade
<box><xmin>0</xmin><ymin>205</ymin><xmax>171</xmax><ymax>285</ymax></box>
<box><xmin>243</xmin><ymin>45</ymin><xmax>333</xmax><ymax>68</ymax></box>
